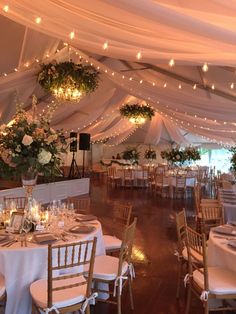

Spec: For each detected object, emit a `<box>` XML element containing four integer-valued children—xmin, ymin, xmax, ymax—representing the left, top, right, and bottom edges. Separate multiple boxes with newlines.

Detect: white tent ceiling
<box><xmin>0</xmin><ymin>1</ymin><xmax>236</xmax><ymax>147</ymax></box>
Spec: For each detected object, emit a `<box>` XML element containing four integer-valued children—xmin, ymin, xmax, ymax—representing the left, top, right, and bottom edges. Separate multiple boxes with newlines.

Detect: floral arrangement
<box><xmin>120</xmin><ymin>104</ymin><xmax>155</xmax><ymax>121</ymax></box>
<box><xmin>144</xmin><ymin>148</ymin><xmax>156</xmax><ymax>160</ymax></box>
<box><xmin>122</xmin><ymin>147</ymin><xmax>140</xmax><ymax>164</ymax></box>
<box><xmin>0</xmin><ymin>99</ymin><xmax>67</xmax><ymax>180</ymax></box>
<box><xmin>37</xmin><ymin>61</ymin><xmax>99</xmax><ymax>100</ymax></box>
<box><xmin>161</xmin><ymin>146</ymin><xmax>200</xmax><ymax>164</ymax></box>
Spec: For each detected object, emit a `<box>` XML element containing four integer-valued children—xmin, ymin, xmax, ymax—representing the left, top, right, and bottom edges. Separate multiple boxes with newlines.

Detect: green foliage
<box><xmin>122</xmin><ymin>147</ymin><xmax>140</xmax><ymax>163</ymax></box>
<box><xmin>120</xmin><ymin>104</ymin><xmax>155</xmax><ymax>120</ymax></box>
<box><xmin>161</xmin><ymin>146</ymin><xmax>200</xmax><ymax>165</ymax></box>
<box><xmin>37</xmin><ymin>61</ymin><xmax>99</xmax><ymax>95</ymax></box>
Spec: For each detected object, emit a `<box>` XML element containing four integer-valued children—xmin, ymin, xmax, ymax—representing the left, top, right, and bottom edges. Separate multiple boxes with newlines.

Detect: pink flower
<box><xmin>22</xmin><ymin>134</ymin><xmax>33</xmax><ymax>146</ymax></box>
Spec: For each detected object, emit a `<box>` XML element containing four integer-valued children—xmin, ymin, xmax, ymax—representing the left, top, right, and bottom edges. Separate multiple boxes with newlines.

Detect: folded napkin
<box><xmin>33</xmin><ymin>233</ymin><xmax>57</xmax><ymax>244</ymax></box>
<box><xmin>69</xmin><ymin>225</ymin><xmax>95</xmax><ymax>234</ymax></box>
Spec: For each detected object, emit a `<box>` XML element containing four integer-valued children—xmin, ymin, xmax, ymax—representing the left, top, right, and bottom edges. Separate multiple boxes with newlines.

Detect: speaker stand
<box><xmin>82</xmin><ymin>150</ymin><xmax>85</xmax><ymax>177</ymax></box>
<box><xmin>68</xmin><ymin>152</ymin><xmax>81</xmax><ymax>179</ymax></box>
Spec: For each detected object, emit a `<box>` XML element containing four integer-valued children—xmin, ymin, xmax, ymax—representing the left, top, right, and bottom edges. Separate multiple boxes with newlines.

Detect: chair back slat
<box><xmin>175</xmin><ymin>209</ymin><xmax>187</xmax><ymax>252</ymax></box>
<box><xmin>4</xmin><ymin>196</ymin><xmax>27</xmax><ymax>211</ymax></box>
<box><xmin>67</xmin><ymin>197</ymin><xmax>90</xmax><ymax>214</ymax></box>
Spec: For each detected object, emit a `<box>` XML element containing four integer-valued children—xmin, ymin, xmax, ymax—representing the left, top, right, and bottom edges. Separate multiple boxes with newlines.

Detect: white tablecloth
<box><xmin>208</xmin><ymin>228</ymin><xmax>236</xmax><ymax>272</ymax></box>
<box><xmin>0</xmin><ymin>222</ymin><xmax>105</xmax><ymax>314</ymax></box>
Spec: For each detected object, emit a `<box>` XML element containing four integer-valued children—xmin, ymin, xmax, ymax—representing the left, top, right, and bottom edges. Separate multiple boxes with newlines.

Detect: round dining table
<box><xmin>208</xmin><ymin>227</ymin><xmax>236</xmax><ymax>272</ymax></box>
<box><xmin>0</xmin><ymin>220</ymin><xmax>105</xmax><ymax>314</ymax></box>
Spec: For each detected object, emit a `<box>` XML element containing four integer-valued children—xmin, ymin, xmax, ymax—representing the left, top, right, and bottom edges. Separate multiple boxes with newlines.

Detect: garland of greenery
<box><xmin>37</xmin><ymin>61</ymin><xmax>99</xmax><ymax>97</ymax></box>
<box><xmin>120</xmin><ymin>103</ymin><xmax>155</xmax><ymax>120</ymax></box>
<box><xmin>230</xmin><ymin>147</ymin><xmax>236</xmax><ymax>172</ymax></box>
<box><xmin>100</xmin><ymin>160</ymin><xmax>137</xmax><ymax>167</ymax></box>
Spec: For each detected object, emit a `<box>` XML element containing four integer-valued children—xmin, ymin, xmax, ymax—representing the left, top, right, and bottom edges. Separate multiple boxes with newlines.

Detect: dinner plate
<box><xmin>69</xmin><ymin>225</ymin><xmax>95</xmax><ymax>234</ymax></box>
<box><xmin>33</xmin><ymin>233</ymin><xmax>58</xmax><ymax>244</ymax></box>
<box><xmin>213</xmin><ymin>226</ymin><xmax>236</xmax><ymax>236</ymax></box>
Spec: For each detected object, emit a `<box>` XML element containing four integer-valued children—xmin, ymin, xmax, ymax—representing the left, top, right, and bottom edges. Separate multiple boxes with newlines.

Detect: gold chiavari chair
<box><xmin>173</xmin><ymin>176</ymin><xmax>187</xmax><ymax>198</ymax></box>
<box><xmin>67</xmin><ymin>196</ymin><xmax>91</xmax><ymax>214</ymax></box>
<box><xmin>30</xmin><ymin>238</ymin><xmax>97</xmax><ymax>314</ymax></box>
<box><xmin>4</xmin><ymin>196</ymin><xmax>27</xmax><ymax>211</ymax></box>
<box><xmin>87</xmin><ymin>218</ymin><xmax>137</xmax><ymax>314</ymax></box>
<box><xmin>136</xmin><ymin>169</ymin><xmax>149</xmax><ymax>188</ymax></box>
<box><xmin>200</xmin><ymin>203</ymin><xmax>224</xmax><ymax>236</ymax></box>
<box><xmin>107</xmin><ymin>167</ymin><xmax>122</xmax><ymax>188</ymax></box>
<box><xmin>185</xmin><ymin>226</ymin><xmax>236</xmax><ymax>314</ymax></box>
<box><xmin>155</xmin><ymin>173</ymin><xmax>169</xmax><ymax>197</ymax></box>
<box><xmin>103</xmin><ymin>202</ymin><xmax>133</xmax><ymax>254</ymax></box>
<box><xmin>123</xmin><ymin>169</ymin><xmax>135</xmax><ymax>188</ymax></box>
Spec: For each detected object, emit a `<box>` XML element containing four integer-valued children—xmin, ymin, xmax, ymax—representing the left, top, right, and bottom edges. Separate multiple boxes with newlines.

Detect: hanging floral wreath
<box><xmin>37</xmin><ymin>61</ymin><xmax>99</xmax><ymax>101</ymax></box>
<box><xmin>120</xmin><ymin>103</ymin><xmax>155</xmax><ymax>124</ymax></box>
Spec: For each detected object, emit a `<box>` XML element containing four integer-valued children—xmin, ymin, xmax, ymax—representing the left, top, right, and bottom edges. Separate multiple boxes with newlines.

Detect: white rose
<box><xmin>46</xmin><ymin>134</ymin><xmax>58</xmax><ymax>144</ymax></box>
<box><xmin>38</xmin><ymin>149</ymin><xmax>52</xmax><ymax>165</ymax></box>
<box><xmin>15</xmin><ymin>145</ymin><xmax>21</xmax><ymax>153</ymax></box>
<box><xmin>22</xmin><ymin>134</ymin><xmax>33</xmax><ymax>146</ymax></box>
<box><xmin>176</xmin><ymin>154</ymin><xmax>180</xmax><ymax>160</ymax></box>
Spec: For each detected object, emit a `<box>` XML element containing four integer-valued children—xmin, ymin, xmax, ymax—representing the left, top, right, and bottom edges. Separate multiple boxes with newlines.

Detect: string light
<box><xmin>35</xmin><ymin>17</ymin><xmax>42</xmax><ymax>24</ymax></box>
<box><xmin>202</xmin><ymin>63</ymin><xmax>208</xmax><ymax>72</ymax></box>
<box><xmin>168</xmin><ymin>58</ymin><xmax>175</xmax><ymax>67</ymax></box>
<box><xmin>103</xmin><ymin>41</ymin><xmax>108</xmax><ymax>50</ymax></box>
<box><xmin>211</xmin><ymin>84</ymin><xmax>215</xmax><ymax>90</ymax></box>
<box><xmin>69</xmin><ymin>31</ymin><xmax>75</xmax><ymax>40</ymax></box>
<box><xmin>164</xmin><ymin>83</ymin><xmax>167</xmax><ymax>88</ymax></box>
<box><xmin>193</xmin><ymin>84</ymin><xmax>197</xmax><ymax>90</ymax></box>
<box><xmin>231</xmin><ymin>83</ymin><xmax>234</xmax><ymax>89</ymax></box>
<box><xmin>3</xmin><ymin>5</ymin><xmax>8</xmax><ymax>12</ymax></box>
<box><xmin>178</xmin><ymin>84</ymin><xmax>182</xmax><ymax>89</ymax></box>
<box><xmin>136</xmin><ymin>51</ymin><xmax>142</xmax><ymax>60</ymax></box>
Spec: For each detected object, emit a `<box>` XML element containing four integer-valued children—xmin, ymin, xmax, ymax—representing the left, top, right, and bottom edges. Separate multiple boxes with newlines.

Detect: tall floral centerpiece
<box><xmin>161</xmin><ymin>146</ymin><xmax>200</xmax><ymax>166</ymax></box>
<box><xmin>144</xmin><ymin>148</ymin><xmax>156</xmax><ymax>161</ymax></box>
<box><xmin>0</xmin><ymin>99</ymin><xmax>67</xmax><ymax>199</ymax></box>
<box><xmin>122</xmin><ymin>147</ymin><xmax>140</xmax><ymax>165</ymax></box>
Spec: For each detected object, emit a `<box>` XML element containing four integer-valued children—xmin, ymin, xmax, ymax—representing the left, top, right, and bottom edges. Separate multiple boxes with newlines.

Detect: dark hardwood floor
<box><xmin>89</xmin><ymin>179</ymin><xmax>204</xmax><ymax>314</ymax></box>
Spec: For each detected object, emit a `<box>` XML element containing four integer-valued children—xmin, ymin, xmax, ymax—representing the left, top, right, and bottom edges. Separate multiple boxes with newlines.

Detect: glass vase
<box><xmin>21</xmin><ymin>170</ymin><xmax>38</xmax><ymax>203</ymax></box>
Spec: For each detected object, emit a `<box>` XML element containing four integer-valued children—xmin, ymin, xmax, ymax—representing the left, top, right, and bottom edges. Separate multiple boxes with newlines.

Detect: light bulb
<box><xmin>136</xmin><ymin>51</ymin><xmax>142</xmax><ymax>60</ymax></box>
<box><xmin>35</xmin><ymin>17</ymin><xmax>42</xmax><ymax>24</ymax></box>
<box><xmin>69</xmin><ymin>31</ymin><xmax>75</xmax><ymax>40</ymax></box>
<box><xmin>103</xmin><ymin>41</ymin><xmax>108</xmax><ymax>50</ymax></box>
<box><xmin>202</xmin><ymin>63</ymin><xmax>208</xmax><ymax>72</ymax></box>
<box><xmin>168</xmin><ymin>58</ymin><xmax>175</xmax><ymax>67</ymax></box>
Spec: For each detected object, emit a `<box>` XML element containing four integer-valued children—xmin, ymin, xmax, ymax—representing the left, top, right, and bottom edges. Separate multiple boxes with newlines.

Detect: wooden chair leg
<box><xmin>128</xmin><ymin>277</ymin><xmax>134</xmax><ymax>310</ymax></box>
<box><xmin>176</xmin><ymin>260</ymin><xmax>183</xmax><ymax>299</ymax></box>
<box><xmin>185</xmin><ymin>286</ymin><xmax>191</xmax><ymax>314</ymax></box>
<box><xmin>204</xmin><ymin>301</ymin><xmax>209</xmax><ymax>314</ymax></box>
<box><xmin>117</xmin><ymin>289</ymin><xmax>122</xmax><ymax>314</ymax></box>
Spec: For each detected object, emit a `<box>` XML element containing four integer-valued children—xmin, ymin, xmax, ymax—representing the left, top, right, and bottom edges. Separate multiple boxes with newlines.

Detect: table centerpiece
<box><xmin>0</xmin><ymin>97</ymin><xmax>67</xmax><ymax>200</ymax></box>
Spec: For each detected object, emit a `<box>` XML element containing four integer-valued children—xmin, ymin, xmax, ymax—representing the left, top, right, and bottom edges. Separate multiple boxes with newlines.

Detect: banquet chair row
<box><xmin>30</xmin><ymin>218</ymin><xmax>137</xmax><ymax>314</ymax></box>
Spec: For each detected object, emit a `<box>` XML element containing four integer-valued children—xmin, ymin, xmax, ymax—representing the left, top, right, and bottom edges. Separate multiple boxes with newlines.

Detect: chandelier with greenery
<box><xmin>120</xmin><ymin>103</ymin><xmax>155</xmax><ymax>125</ymax></box>
<box><xmin>37</xmin><ymin>61</ymin><xmax>99</xmax><ymax>102</ymax></box>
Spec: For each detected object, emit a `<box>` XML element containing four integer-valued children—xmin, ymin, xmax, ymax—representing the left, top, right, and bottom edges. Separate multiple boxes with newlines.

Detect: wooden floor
<box><xmin>89</xmin><ymin>179</ymin><xmax>205</xmax><ymax>314</ymax></box>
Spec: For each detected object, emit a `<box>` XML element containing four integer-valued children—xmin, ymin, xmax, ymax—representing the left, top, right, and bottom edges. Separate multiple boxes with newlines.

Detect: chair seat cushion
<box><xmin>182</xmin><ymin>247</ymin><xmax>203</xmax><ymax>263</ymax></box>
<box><xmin>0</xmin><ymin>274</ymin><xmax>5</xmax><ymax>298</ymax></box>
<box><xmin>193</xmin><ymin>267</ymin><xmax>236</xmax><ymax>295</ymax></box>
<box><xmin>103</xmin><ymin>235</ymin><xmax>122</xmax><ymax>250</ymax></box>
<box><xmin>30</xmin><ymin>276</ymin><xmax>86</xmax><ymax>310</ymax></box>
<box><xmin>85</xmin><ymin>255</ymin><xmax>128</xmax><ymax>281</ymax></box>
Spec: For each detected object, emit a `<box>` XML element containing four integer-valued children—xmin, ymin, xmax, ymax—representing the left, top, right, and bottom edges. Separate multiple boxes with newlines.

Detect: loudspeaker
<box><xmin>79</xmin><ymin>133</ymin><xmax>90</xmax><ymax>151</ymax></box>
<box><xmin>70</xmin><ymin>132</ymin><xmax>77</xmax><ymax>152</ymax></box>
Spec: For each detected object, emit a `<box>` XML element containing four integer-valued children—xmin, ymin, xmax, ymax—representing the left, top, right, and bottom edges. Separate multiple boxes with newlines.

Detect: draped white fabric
<box><xmin>0</xmin><ymin>1</ymin><xmax>236</xmax><ymax>146</ymax></box>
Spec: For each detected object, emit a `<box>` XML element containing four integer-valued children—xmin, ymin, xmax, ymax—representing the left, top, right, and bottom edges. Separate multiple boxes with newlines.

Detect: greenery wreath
<box><xmin>37</xmin><ymin>61</ymin><xmax>99</xmax><ymax>99</ymax></box>
<box><xmin>120</xmin><ymin>103</ymin><xmax>155</xmax><ymax>120</ymax></box>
